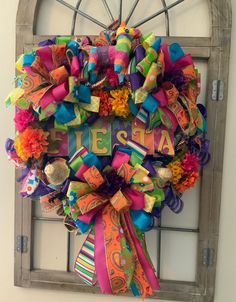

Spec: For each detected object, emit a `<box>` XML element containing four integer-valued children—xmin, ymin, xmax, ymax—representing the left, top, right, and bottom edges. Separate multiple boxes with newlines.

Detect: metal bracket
<box><xmin>202</xmin><ymin>248</ymin><xmax>215</xmax><ymax>267</ymax></box>
<box><xmin>16</xmin><ymin>235</ymin><xmax>28</xmax><ymax>253</ymax></box>
<box><xmin>212</xmin><ymin>80</ymin><xmax>224</xmax><ymax>101</ymax></box>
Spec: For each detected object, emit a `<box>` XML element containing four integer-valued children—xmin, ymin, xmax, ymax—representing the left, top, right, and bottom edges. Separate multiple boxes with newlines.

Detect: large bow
<box><xmin>65</xmin><ymin>141</ymin><xmax>162</xmax><ymax>298</ymax></box>
<box><xmin>128</xmin><ymin>37</ymin><xmax>203</xmax><ymax>135</ymax></box>
<box><xmin>6</xmin><ymin>38</ymin><xmax>100</xmax><ymax>126</ymax></box>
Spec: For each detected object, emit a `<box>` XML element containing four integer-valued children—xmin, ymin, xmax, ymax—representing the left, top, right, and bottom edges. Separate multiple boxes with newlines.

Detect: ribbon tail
<box><xmin>102</xmin><ymin>204</ymin><xmax>128</xmax><ymax>295</ymax></box>
<box><xmin>124</xmin><ymin>211</ymin><xmax>160</xmax><ymax>292</ymax></box>
<box><xmin>120</xmin><ymin>213</ymin><xmax>152</xmax><ymax>299</ymax></box>
<box><xmin>74</xmin><ymin>229</ymin><xmax>97</xmax><ymax>285</ymax></box>
<box><xmin>94</xmin><ymin>210</ymin><xmax>112</xmax><ymax>294</ymax></box>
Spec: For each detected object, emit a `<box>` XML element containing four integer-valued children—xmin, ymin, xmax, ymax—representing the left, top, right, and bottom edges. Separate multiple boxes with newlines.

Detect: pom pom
<box><xmin>167</xmin><ymin>159</ymin><xmax>184</xmax><ymax>185</ymax></box>
<box><xmin>96</xmin><ymin>169</ymin><xmax>126</xmax><ymax>197</ymax></box>
<box><xmin>14</xmin><ymin>127</ymin><xmax>48</xmax><ymax>161</ymax></box>
<box><xmin>92</xmin><ymin>90</ymin><xmax>112</xmax><ymax>117</ymax></box>
<box><xmin>175</xmin><ymin>171</ymin><xmax>199</xmax><ymax>193</ymax></box>
<box><xmin>14</xmin><ymin>108</ymin><xmax>36</xmax><ymax>132</ymax></box>
<box><xmin>109</xmin><ymin>87</ymin><xmax>130</xmax><ymax>118</ymax></box>
<box><xmin>163</xmin><ymin>68</ymin><xmax>186</xmax><ymax>91</ymax></box>
<box><xmin>181</xmin><ymin>151</ymin><xmax>199</xmax><ymax>172</ymax></box>
<box><xmin>106</xmin><ymin>67</ymin><xmax>119</xmax><ymax>87</ymax></box>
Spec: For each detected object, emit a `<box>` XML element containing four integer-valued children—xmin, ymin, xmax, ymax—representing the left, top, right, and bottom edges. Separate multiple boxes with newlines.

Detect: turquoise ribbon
<box><xmin>54</xmin><ymin>102</ymin><xmax>76</xmax><ymax>124</ymax></box>
<box><xmin>75</xmin><ymin>219</ymin><xmax>91</xmax><ymax>233</ymax></box>
<box><xmin>73</xmin><ymin>84</ymin><xmax>91</xmax><ymax>103</ymax></box>
<box><xmin>83</xmin><ymin>152</ymin><xmax>103</xmax><ymax>171</ymax></box>
<box><xmin>23</xmin><ymin>53</ymin><xmax>35</xmax><ymax>67</ymax></box>
<box><xmin>131</xmin><ymin>210</ymin><xmax>152</xmax><ymax>232</ymax></box>
<box><xmin>142</xmin><ymin>94</ymin><xmax>159</xmax><ymax>113</ymax></box>
<box><xmin>169</xmin><ymin>43</ymin><xmax>185</xmax><ymax>62</ymax></box>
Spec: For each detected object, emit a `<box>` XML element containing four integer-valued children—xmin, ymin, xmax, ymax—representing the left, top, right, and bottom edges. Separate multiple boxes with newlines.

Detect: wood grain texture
<box><xmin>14</xmin><ymin>0</ymin><xmax>232</xmax><ymax>301</ymax></box>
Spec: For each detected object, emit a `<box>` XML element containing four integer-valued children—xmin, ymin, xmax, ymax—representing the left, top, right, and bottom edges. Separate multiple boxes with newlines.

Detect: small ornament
<box><xmin>44</xmin><ymin>158</ymin><xmax>70</xmax><ymax>185</ymax></box>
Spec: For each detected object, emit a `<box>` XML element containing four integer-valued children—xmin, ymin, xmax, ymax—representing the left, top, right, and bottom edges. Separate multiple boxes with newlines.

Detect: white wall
<box><xmin>0</xmin><ymin>1</ymin><xmax>235</xmax><ymax>302</ymax></box>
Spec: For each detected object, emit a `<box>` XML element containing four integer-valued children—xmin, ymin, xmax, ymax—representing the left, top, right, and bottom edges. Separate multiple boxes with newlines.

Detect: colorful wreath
<box><xmin>5</xmin><ymin>21</ymin><xmax>210</xmax><ymax>298</ymax></box>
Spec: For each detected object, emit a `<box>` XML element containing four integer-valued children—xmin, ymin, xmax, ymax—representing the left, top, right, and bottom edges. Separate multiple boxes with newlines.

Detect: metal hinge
<box><xmin>16</xmin><ymin>235</ymin><xmax>28</xmax><ymax>253</ymax></box>
<box><xmin>212</xmin><ymin>80</ymin><xmax>224</xmax><ymax>101</ymax></box>
<box><xmin>202</xmin><ymin>248</ymin><xmax>215</xmax><ymax>267</ymax></box>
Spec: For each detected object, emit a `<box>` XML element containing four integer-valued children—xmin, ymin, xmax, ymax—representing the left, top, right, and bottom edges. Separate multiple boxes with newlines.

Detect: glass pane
<box><xmin>145</xmin><ymin>229</ymin><xmax>159</xmax><ymax>273</ymax></box>
<box><xmin>33</xmin><ymin>220</ymin><xmax>68</xmax><ymax>270</ymax></box>
<box><xmin>160</xmin><ymin>231</ymin><xmax>198</xmax><ymax>282</ymax></box>
<box><xmin>161</xmin><ymin>181</ymin><xmax>200</xmax><ymax>229</ymax></box>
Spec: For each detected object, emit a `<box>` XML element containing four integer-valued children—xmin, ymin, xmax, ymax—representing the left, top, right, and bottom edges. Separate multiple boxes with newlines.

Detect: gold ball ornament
<box><xmin>44</xmin><ymin>158</ymin><xmax>70</xmax><ymax>186</ymax></box>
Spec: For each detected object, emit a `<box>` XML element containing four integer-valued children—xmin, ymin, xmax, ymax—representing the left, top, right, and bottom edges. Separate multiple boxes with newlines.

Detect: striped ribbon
<box><xmin>74</xmin><ymin>229</ymin><xmax>96</xmax><ymax>285</ymax></box>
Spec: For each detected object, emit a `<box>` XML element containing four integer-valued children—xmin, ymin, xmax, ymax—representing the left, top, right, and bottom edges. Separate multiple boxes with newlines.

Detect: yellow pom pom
<box><xmin>167</xmin><ymin>160</ymin><xmax>184</xmax><ymax>184</ymax></box>
<box><xmin>109</xmin><ymin>87</ymin><xmax>130</xmax><ymax>118</ymax></box>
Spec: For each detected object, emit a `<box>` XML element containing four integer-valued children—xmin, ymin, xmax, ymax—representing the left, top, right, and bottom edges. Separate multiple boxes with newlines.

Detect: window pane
<box><xmin>33</xmin><ymin>220</ymin><xmax>68</xmax><ymax>270</ymax></box>
<box><xmin>160</xmin><ymin>231</ymin><xmax>198</xmax><ymax>281</ymax></box>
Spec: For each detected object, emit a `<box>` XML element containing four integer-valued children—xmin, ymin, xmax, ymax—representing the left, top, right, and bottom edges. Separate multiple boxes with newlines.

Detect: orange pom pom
<box><xmin>175</xmin><ymin>171</ymin><xmax>199</xmax><ymax>193</ymax></box>
<box><xmin>14</xmin><ymin>127</ymin><xmax>49</xmax><ymax>161</ymax></box>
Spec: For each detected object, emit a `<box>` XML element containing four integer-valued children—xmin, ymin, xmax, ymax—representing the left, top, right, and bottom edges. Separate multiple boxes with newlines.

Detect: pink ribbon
<box><xmin>71</xmin><ymin>56</ymin><xmax>80</xmax><ymax>77</ymax></box>
<box><xmin>75</xmin><ymin>163</ymin><xmax>90</xmax><ymax>181</ymax></box>
<box><xmin>94</xmin><ymin>210</ymin><xmax>112</xmax><ymax>294</ymax></box>
<box><xmin>160</xmin><ymin>107</ymin><xmax>178</xmax><ymax>131</ymax></box>
<box><xmin>174</xmin><ymin>54</ymin><xmax>193</xmax><ymax>69</ymax></box>
<box><xmin>123</xmin><ymin>187</ymin><xmax>145</xmax><ymax>210</ymax></box>
<box><xmin>152</xmin><ymin>88</ymin><xmax>168</xmax><ymax>107</ymax></box>
<box><xmin>36</xmin><ymin>47</ymin><xmax>54</xmax><ymax>71</ymax></box>
<box><xmin>77</xmin><ymin>206</ymin><xmax>101</xmax><ymax>224</ymax></box>
<box><xmin>111</xmin><ymin>151</ymin><xmax>130</xmax><ymax>170</ymax></box>
<box><xmin>40</xmin><ymin>83</ymin><xmax>68</xmax><ymax>109</ymax></box>
<box><xmin>160</xmin><ymin>44</ymin><xmax>173</xmax><ymax>72</ymax></box>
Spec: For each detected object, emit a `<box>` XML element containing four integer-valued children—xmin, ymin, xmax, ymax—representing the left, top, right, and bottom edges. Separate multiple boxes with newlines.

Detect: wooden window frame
<box><xmin>14</xmin><ymin>1</ymin><xmax>232</xmax><ymax>301</ymax></box>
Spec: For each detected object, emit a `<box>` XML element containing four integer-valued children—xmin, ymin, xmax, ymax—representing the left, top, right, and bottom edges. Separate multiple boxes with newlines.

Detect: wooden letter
<box><xmin>116</xmin><ymin>130</ymin><xmax>128</xmax><ymax>145</ymax></box>
<box><xmin>91</xmin><ymin>128</ymin><xmax>108</xmax><ymax>154</ymax></box>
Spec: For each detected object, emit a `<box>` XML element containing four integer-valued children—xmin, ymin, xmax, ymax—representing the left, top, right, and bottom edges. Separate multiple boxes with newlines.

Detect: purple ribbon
<box><xmin>135</xmin><ymin>45</ymin><xmax>145</xmax><ymax>63</ymax></box>
<box><xmin>197</xmin><ymin>104</ymin><xmax>207</xmax><ymax>119</ymax></box>
<box><xmin>5</xmin><ymin>138</ymin><xmax>15</xmax><ymax>153</ymax></box>
<box><xmin>38</xmin><ymin>37</ymin><xmax>56</xmax><ymax>46</ymax></box>
<box><xmin>189</xmin><ymin>137</ymin><xmax>210</xmax><ymax>166</ymax></box>
<box><xmin>152</xmin><ymin>185</ymin><xmax>184</xmax><ymax>218</ymax></box>
<box><xmin>129</xmin><ymin>72</ymin><xmax>145</xmax><ymax>92</ymax></box>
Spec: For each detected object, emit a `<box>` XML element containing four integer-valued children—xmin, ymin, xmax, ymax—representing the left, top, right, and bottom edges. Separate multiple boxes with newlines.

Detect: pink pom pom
<box><xmin>181</xmin><ymin>152</ymin><xmax>199</xmax><ymax>172</ymax></box>
<box><xmin>106</xmin><ymin>67</ymin><xmax>119</xmax><ymax>87</ymax></box>
<box><xmin>14</xmin><ymin>108</ymin><xmax>36</xmax><ymax>132</ymax></box>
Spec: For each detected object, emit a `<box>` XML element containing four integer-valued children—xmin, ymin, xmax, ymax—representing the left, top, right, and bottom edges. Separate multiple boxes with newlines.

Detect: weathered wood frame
<box><xmin>14</xmin><ymin>1</ymin><xmax>232</xmax><ymax>301</ymax></box>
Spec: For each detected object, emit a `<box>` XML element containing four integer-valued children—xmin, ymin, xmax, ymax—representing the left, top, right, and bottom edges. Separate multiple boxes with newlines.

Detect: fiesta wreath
<box><xmin>5</xmin><ymin>21</ymin><xmax>210</xmax><ymax>298</ymax></box>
